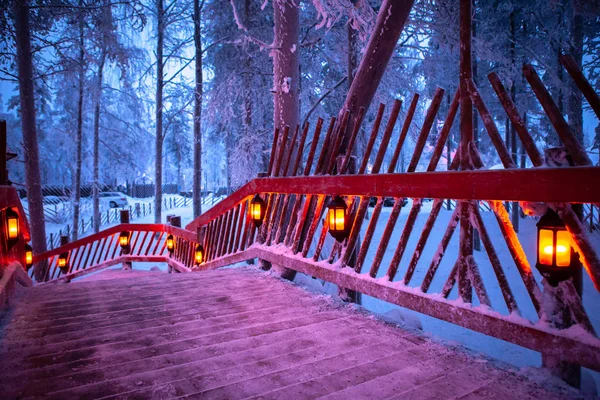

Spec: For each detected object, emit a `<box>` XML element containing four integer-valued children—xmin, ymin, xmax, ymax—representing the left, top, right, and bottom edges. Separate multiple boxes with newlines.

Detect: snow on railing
<box><xmin>32</xmin><ymin>223</ymin><xmax>199</xmax><ymax>283</ymax></box>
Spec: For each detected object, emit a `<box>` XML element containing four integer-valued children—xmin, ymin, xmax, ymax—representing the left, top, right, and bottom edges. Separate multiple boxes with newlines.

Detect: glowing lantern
<box><xmin>119</xmin><ymin>231</ymin><xmax>130</xmax><ymax>248</ymax></box>
<box><xmin>166</xmin><ymin>234</ymin><xmax>175</xmax><ymax>254</ymax></box>
<box><xmin>328</xmin><ymin>196</ymin><xmax>348</xmax><ymax>242</ymax></box>
<box><xmin>4</xmin><ymin>207</ymin><xmax>19</xmax><ymax>247</ymax></box>
<box><xmin>24</xmin><ymin>243</ymin><xmax>33</xmax><ymax>270</ymax></box>
<box><xmin>250</xmin><ymin>194</ymin><xmax>266</xmax><ymax>227</ymax></box>
<box><xmin>536</xmin><ymin>209</ymin><xmax>579</xmax><ymax>284</ymax></box>
<box><xmin>57</xmin><ymin>252</ymin><xmax>69</xmax><ymax>273</ymax></box>
<box><xmin>194</xmin><ymin>244</ymin><xmax>205</xmax><ymax>265</ymax></box>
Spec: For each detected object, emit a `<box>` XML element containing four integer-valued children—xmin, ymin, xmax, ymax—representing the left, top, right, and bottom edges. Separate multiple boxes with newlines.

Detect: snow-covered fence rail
<box><xmin>26</xmin><ymin>51</ymin><xmax>600</xmax><ymax>381</ymax></box>
<box><xmin>32</xmin><ymin>223</ymin><xmax>198</xmax><ymax>283</ymax></box>
<box><xmin>179</xmin><ymin>87</ymin><xmax>600</xmax><ymax>375</ymax></box>
<box><xmin>180</xmin><ymin>166</ymin><xmax>600</xmax><ymax>373</ymax></box>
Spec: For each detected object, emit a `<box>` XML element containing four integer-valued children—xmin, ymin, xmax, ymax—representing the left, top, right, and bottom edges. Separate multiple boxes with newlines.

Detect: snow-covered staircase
<box><xmin>0</xmin><ymin>267</ymin><xmax>575</xmax><ymax>398</ymax></box>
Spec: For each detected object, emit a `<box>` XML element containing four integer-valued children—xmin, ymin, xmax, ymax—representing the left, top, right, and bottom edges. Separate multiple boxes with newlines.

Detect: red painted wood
<box><xmin>560</xmin><ymin>54</ymin><xmax>600</xmax><ymax>119</ymax></box>
<box><xmin>358</xmin><ymin>104</ymin><xmax>385</xmax><ymax>174</ymax></box>
<box><xmin>291</xmin><ymin>121</ymin><xmax>310</xmax><ymax>176</ymax></box>
<box><xmin>523</xmin><ymin>64</ymin><xmax>591</xmax><ymax>166</ymax></box>
<box><xmin>389</xmin><ymin>95</ymin><xmax>419</xmax><ymax>173</ymax></box>
<box><xmin>372</xmin><ymin>99</ymin><xmax>401</xmax><ymax>173</ymax></box>
<box><xmin>267</xmin><ymin>127</ymin><xmax>280</xmax><ymax>176</ymax></box>
<box><xmin>488</xmin><ymin>72</ymin><xmax>543</xmax><ymax>167</ymax></box>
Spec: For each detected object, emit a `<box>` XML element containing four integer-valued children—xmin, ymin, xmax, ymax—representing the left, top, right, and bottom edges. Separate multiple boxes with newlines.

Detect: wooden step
<box><xmin>0</xmin><ymin>267</ymin><xmax>577</xmax><ymax>399</ymax></box>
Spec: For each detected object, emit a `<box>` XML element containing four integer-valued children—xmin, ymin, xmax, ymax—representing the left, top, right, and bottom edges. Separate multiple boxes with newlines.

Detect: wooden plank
<box><xmin>0</xmin><ymin>268</ymin><xmax>578</xmax><ymax>398</ymax></box>
<box><xmin>252</xmin><ymin>248</ymin><xmax>600</xmax><ymax>371</ymax></box>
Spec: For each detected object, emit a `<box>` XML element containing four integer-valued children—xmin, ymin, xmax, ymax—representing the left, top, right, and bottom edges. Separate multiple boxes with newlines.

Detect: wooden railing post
<box><xmin>541</xmin><ymin>280</ymin><xmax>581</xmax><ymax>388</ymax></box>
<box><xmin>169</xmin><ymin>215</ymin><xmax>182</xmax><ymax>273</ymax></box>
<box><xmin>120</xmin><ymin>210</ymin><xmax>132</xmax><ymax>270</ymax></box>
<box><xmin>256</xmin><ymin>172</ymin><xmax>268</xmax><ymax>270</ymax></box>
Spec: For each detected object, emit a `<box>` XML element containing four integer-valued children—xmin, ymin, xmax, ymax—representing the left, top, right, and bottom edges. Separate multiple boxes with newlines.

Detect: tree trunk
<box><xmin>509</xmin><ymin>10</ymin><xmax>519</xmax><ymax>232</ymax></box>
<box><xmin>93</xmin><ymin>49</ymin><xmax>107</xmax><ymax>233</ymax></box>
<box><xmin>192</xmin><ymin>0</ymin><xmax>203</xmax><ymax>219</ymax></box>
<box><xmin>268</xmin><ymin>0</ymin><xmax>300</xmax><ymax>281</ymax></box>
<box><xmin>273</xmin><ymin>0</ymin><xmax>299</xmax><ymax>161</ymax></box>
<box><xmin>72</xmin><ymin>7</ymin><xmax>85</xmax><ymax>241</ymax></box>
<box><xmin>243</xmin><ymin>0</ymin><xmax>252</xmax><ymax>139</ymax></box>
<box><xmin>568</xmin><ymin>0</ymin><xmax>584</xmax><ymax>146</ymax></box>
<box><xmin>13</xmin><ymin>0</ymin><xmax>47</xmax><ymax>280</ymax></box>
<box><xmin>155</xmin><ymin>0</ymin><xmax>164</xmax><ymax>224</ymax></box>
<box><xmin>472</xmin><ymin>5</ymin><xmax>481</xmax><ymax>250</ymax></box>
<box><xmin>337</xmin><ymin>0</ymin><xmax>415</xmax><ymax>152</ymax></box>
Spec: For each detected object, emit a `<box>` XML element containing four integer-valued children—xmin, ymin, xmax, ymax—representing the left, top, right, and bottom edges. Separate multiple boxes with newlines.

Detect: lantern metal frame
<box><xmin>535</xmin><ymin>208</ymin><xmax>580</xmax><ymax>285</ymax></box>
<box><xmin>166</xmin><ymin>234</ymin><xmax>175</xmax><ymax>254</ymax></box>
<box><xmin>4</xmin><ymin>207</ymin><xmax>19</xmax><ymax>249</ymax></box>
<box><xmin>327</xmin><ymin>196</ymin><xmax>349</xmax><ymax>242</ymax></box>
<box><xmin>119</xmin><ymin>231</ymin><xmax>131</xmax><ymax>250</ymax></box>
<box><xmin>194</xmin><ymin>243</ymin><xmax>205</xmax><ymax>265</ymax></box>
<box><xmin>24</xmin><ymin>243</ymin><xmax>33</xmax><ymax>270</ymax></box>
<box><xmin>250</xmin><ymin>194</ymin><xmax>266</xmax><ymax>228</ymax></box>
<box><xmin>57</xmin><ymin>252</ymin><xmax>70</xmax><ymax>273</ymax></box>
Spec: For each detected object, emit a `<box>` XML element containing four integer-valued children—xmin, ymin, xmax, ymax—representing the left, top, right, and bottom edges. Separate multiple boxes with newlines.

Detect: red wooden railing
<box><xmin>23</xmin><ymin>52</ymin><xmax>600</xmax><ymax>378</ymax></box>
<box><xmin>0</xmin><ymin>185</ymin><xmax>33</xmax><ymax>305</ymax></box>
<box><xmin>32</xmin><ymin>224</ymin><xmax>200</xmax><ymax>283</ymax></box>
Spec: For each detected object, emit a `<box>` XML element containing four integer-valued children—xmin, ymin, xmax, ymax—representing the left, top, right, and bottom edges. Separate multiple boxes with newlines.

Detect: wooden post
<box><xmin>458</xmin><ymin>0</ymin><xmax>473</xmax><ymax>303</ymax></box>
<box><xmin>120</xmin><ymin>210</ymin><xmax>132</xmax><ymax>270</ymax></box>
<box><xmin>541</xmin><ymin>281</ymin><xmax>581</xmax><ymax>388</ymax></box>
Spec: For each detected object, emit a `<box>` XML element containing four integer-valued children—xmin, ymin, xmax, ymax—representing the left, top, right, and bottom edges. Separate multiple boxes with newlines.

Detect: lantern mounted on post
<box><xmin>4</xmin><ymin>207</ymin><xmax>19</xmax><ymax>248</ymax></box>
<box><xmin>194</xmin><ymin>244</ymin><xmax>205</xmax><ymax>265</ymax></box>
<box><xmin>57</xmin><ymin>252</ymin><xmax>69</xmax><ymax>273</ymax></box>
<box><xmin>327</xmin><ymin>196</ymin><xmax>349</xmax><ymax>242</ymax></box>
<box><xmin>536</xmin><ymin>209</ymin><xmax>579</xmax><ymax>285</ymax></box>
<box><xmin>250</xmin><ymin>194</ymin><xmax>266</xmax><ymax>227</ymax></box>
<box><xmin>166</xmin><ymin>234</ymin><xmax>175</xmax><ymax>254</ymax></box>
<box><xmin>24</xmin><ymin>243</ymin><xmax>33</xmax><ymax>270</ymax></box>
<box><xmin>119</xmin><ymin>231</ymin><xmax>131</xmax><ymax>249</ymax></box>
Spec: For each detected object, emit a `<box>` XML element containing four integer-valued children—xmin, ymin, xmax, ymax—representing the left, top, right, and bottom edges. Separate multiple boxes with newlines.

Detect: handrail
<box><xmin>185</xmin><ymin>166</ymin><xmax>600</xmax><ymax>231</ymax></box>
<box><xmin>32</xmin><ymin>223</ymin><xmax>199</xmax><ymax>282</ymax></box>
<box><xmin>33</xmin><ymin>223</ymin><xmax>196</xmax><ymax>263</ymax></box>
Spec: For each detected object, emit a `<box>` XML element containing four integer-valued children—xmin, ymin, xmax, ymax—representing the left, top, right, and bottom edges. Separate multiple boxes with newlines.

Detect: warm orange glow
<box><xmin>539</xmin><ymin>228</ymin><xmax>572</xmax><ymax>267</ymax></box>
<box><xmin>556</xmin><ymin>231</ymin><xmax>571</xmax><ymax>267</ymax></box>
<box><xmin>538</xmin><ymin>229</ymin><xmax>554</xmax><ymax>265</ymax></box>
<box><xmin>195</xmin><ymin>245</ymin><xmax>204</xmax><ymax>265</ymax></box>
<box><xmin>251</xmin><ymin>203</ymin><xmax>262</xmax><ymax>220</ymax></box>
<box><xmin>166</xmin><ymin>235</ymin><xmax>175</xmax><ymax>252</ymax></box>
<box><xmin>57</xmin><ymin>254</ymin><xmax>68</xmax><ymax>269</ymax></box>
<box><xmin>119</xmin><ymin>232</ymin><xmax>130</xmax><ymax>247</ymax></box>
<box><xmin>25</xmin><ymin>245</ymin><xmax>33</xmax><ymax>266</ymax></box>
<box><xmin>328</xmin><ymin>208</ymin><xmax>345</xmax><ymax>231</ymax></box>
<box><xmin>7</xmin><ymin>216</ymin><xmax>18</xmax><ymax>239</ymax></box>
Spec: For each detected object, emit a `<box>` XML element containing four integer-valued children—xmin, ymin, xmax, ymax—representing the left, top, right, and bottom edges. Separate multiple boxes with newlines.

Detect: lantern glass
<box><xmin>25</xmin><ymin>244</ymin><xmax>33</xmax><ymax>267</ymax></box>
<box><xmin>251</xmin><ymin>203</ymin><xmax>262</xmax><ymax>220</ymax></box>
<box><xmin>556</xmin><ymin>230</ymin><xmax>571</xmax><ymax>267</ymax></box>
<box><xmin>166</xmin><ymin>234</ymin><xmax>175</xmax><ymax>252</ymax></box>
<box><xmin>5</xmin><ymin>208</ymin><xmax>19</xmax><ymax>241</ymax></box>
<box><xmin>58</xmin><ymin>253</ymin><xmax>68</xmax><ymax>269</ymax></box>
<box><xmin>119</xmin><ymin>231</ymin><xmax>130</xmax><ymax>248</ymax></box>
<box><xmin>538</xmin><ymin>229</ymin><xmax>554</xmax><ymax>266</ymax></box>
<box><xmin>327</xmin><ymin>196</ymin><xmax>348</xmax><ymax>241</ymax></box>
<box><xmin>250</xmin><ymin>195</ymin><xmax>266</xmax><ymax>227</ymax></box>
<box><xmin>195</xmin><ymin>244</ymin><xmax>204</xmax><ymax>265</ymax></box>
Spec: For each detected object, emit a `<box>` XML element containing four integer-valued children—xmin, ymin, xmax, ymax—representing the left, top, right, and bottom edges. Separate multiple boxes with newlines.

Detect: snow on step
<box><xmin>0</xmin><ymin>267</ymin><xmax>577</xmax><ymax>399</ymax></box>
